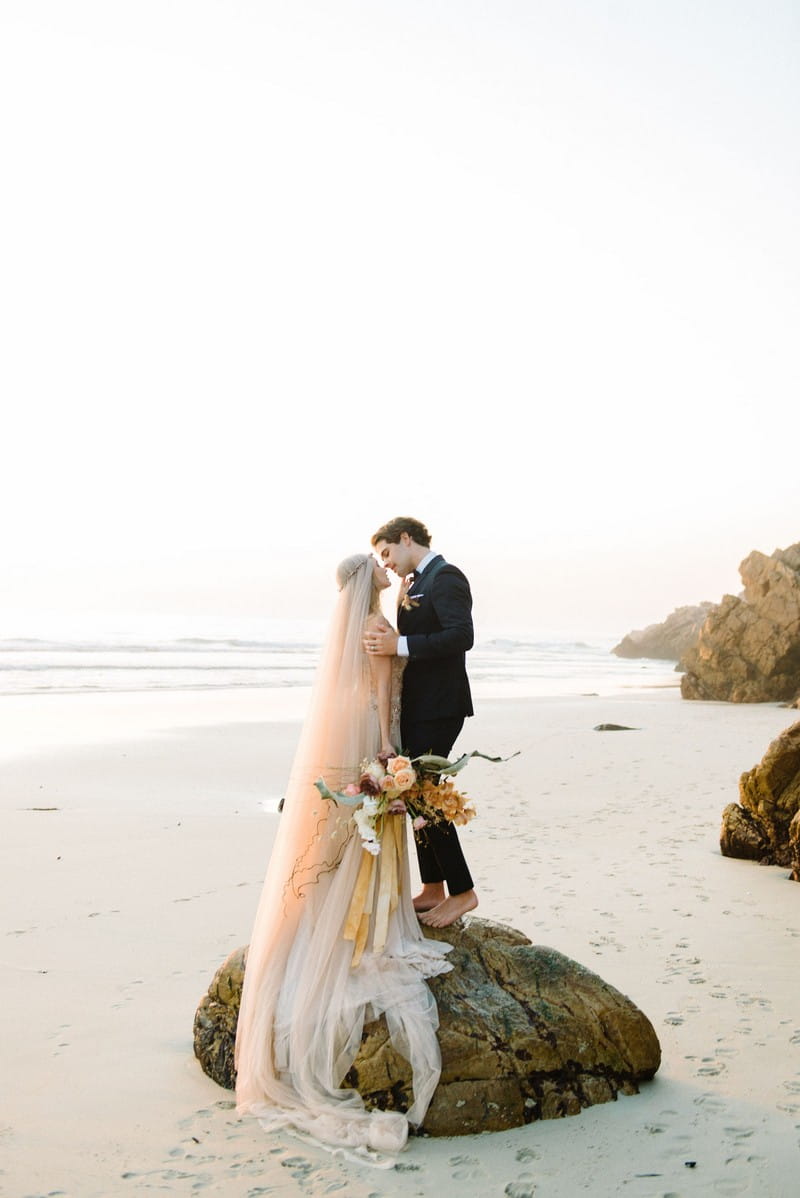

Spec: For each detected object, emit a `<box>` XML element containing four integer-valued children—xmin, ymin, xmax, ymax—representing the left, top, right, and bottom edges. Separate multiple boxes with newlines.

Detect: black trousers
<box><xmin>400</xmin><ymin>714</ymin><xmax>475</xmax><ymax>896</ymax></box>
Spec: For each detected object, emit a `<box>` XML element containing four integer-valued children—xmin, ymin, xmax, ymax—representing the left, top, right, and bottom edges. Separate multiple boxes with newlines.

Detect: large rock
<box><xmin>720</xmin><ymin>720</ymin><xmax>800</xmax><ymax>876</ymax></box>
<box><xmin>194</xmin><ymin>917</ymin><xmax>661</xmax><ymax>1135</ymax></box>
<box><xmin>681</xmin><ymin>543</ymin><xmax>800</xmax><ymax>702</ymax></box>
<box><xmin>790</xmin><ymin>811</ymin><xmax>800</xmax><ymax>883</ymax></box>
<box><xmin>613</xmin><ymin>604</ymin><xmax>713</xmax><ymax>661</ymax></box>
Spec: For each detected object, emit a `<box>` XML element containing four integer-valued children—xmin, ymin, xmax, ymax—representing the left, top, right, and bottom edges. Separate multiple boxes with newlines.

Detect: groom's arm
<box><xmin>405</xmin><ymin>567</ymin><xmax>474</xmax><ymax>659</ymax></box>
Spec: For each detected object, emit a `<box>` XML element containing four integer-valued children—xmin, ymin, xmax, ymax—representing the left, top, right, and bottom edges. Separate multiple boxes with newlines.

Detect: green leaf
<box><xmin>412</xmin><ymin>754</ymin><xmax>454</xmax><ymax>771</ymax></box>
<box><xmin>313</xmin><ymin>778</ymin><xmax>365</xmax><ymax>806</ymax></box>
<box><xmin>411</xmin><ymin>749</ymin><xmax>520</xmax><ymax>776</ymax></box>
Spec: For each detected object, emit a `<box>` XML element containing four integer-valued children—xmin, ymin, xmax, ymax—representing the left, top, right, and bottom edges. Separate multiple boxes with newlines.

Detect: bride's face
<box><xmin>372</xmin><ymin>559</ymin><xmax>391</xmax><ymax>589</ymax></box>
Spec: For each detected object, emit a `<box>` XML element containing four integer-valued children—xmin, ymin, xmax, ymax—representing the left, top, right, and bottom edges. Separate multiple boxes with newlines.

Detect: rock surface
<box><xmin>612</xmin><ymin>604</ymin><xmax>713</xmax><ymax>661</ymax></box>
<box><xmin>681</xmin><ymin>543</ymin><xmax>800</xmax><ymax>702</ymax></box>
<box><xmin>790</xmin><ymin>811</ymin><xmax>800</xmax><ymax>883</ymax></box>
<box><xmin>194</xmin><ymin>917</ymin><xmax>661</xmax><ymax>1135</ymax></box>
<box><xmin>720</xmin><ymin>720</ymin><xmax>800</xmax><ymax>877</ymax></box>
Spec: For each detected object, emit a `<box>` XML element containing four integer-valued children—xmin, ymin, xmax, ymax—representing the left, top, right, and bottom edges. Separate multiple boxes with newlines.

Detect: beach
<box><xmin>2</xmin><ymin>686</ymin><xmax>799</xmax><ymax>1197</ymax></box>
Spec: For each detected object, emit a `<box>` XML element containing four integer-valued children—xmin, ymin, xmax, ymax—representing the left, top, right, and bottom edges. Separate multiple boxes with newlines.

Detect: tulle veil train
<box><xmin>234</xmin><ymin>554</ymin><xmax>451</xmax><ymax>1159</ymax></box>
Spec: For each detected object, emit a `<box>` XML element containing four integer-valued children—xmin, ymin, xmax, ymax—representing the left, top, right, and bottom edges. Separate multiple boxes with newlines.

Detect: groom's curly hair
<box><xmin>371</xmin><ymin>516</ymin><xmax>431</xmax><ymax>548</ymax></box>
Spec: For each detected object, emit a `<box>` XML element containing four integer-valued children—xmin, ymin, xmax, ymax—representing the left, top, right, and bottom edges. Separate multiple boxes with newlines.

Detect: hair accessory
<box><xmin>337</xmin><ymin>557</ymin><xmax>369</xmax><ymax>590</ymax></box>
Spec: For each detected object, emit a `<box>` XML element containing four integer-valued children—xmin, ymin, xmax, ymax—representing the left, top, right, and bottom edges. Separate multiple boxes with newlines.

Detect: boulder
<box><xmin>720</xmin><ymin>720</ymin><xmax>800</xmax><ymax>876</ymax></box>
<box><xmin>194</xmin><ymin>917</ymin><xmax>661</xmax><ymax>1135</ymax></box>
<box><xmin>681</xmin><ymin>543</ymin><xmax>800</xmax><ymax>703</ymax></box>
<box><xmin>719</xmin><ymin>801</ymin><xmax>770</xmax><ymax>862</ymax></box>
<box><xmin>790</xmin><ymin>811</ymin><xmax>800</xmax><ymax>883</ymax></box>
<box><xmin>612</xmin><ymin>604</ymin><xmax>713</xmax><ymax>661</ymax></box>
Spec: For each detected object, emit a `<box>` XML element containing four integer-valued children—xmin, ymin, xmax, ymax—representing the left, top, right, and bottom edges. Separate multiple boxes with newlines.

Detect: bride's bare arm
<box><xmin>365</xmin><ymin>614</ymin><xmax>394</xmax><ymax>754</ymax></box>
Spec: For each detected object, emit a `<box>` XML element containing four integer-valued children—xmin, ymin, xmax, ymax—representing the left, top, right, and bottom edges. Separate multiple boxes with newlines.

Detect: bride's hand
<box><xmin>379</xmin><ymin>743</ymin><xmax>396</xmax><ymax>761</ymax></box>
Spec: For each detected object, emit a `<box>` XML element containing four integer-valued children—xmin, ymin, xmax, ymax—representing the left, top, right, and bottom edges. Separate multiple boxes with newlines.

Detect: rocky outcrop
<box><xmin>194</xmin><ymin>917</ymin><xmax>661</xmax><ymax>1135</ymax></box>
<box><xmin>720</xmin><ymin>720</ymin><xmax>800</xmax><ymax>878</ymax></box>
<box><xmin>790</xmin><ymin>811</ymin><xmax>800</xmax><ymax>883</ymax></box>
<box><xmin>681</xmin><ymin>543</ymin><xmax>800</xmax><ymax>703</ymax></box>
<box><xmin>613</xmin><ymin>604</ymin><xmax>713</xmax><ymax>661</ymax></box>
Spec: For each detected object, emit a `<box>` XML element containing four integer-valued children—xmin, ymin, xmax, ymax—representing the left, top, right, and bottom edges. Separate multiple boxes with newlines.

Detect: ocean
<box><xmin>0</xmin><ymin>620</ymin><xmax>680</xmax><ymax>700</ymax></box>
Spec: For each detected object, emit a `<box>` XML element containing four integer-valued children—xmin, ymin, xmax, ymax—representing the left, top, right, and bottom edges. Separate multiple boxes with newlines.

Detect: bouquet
<box><xmin>315</xmin><ymin>749</ymin><xmax>507</xmax><ymax>855</ymax></box>
<box><xmin>314</xmin><ymin>748</ymin><xmax>516</xmax><ymax>963</ymax></box>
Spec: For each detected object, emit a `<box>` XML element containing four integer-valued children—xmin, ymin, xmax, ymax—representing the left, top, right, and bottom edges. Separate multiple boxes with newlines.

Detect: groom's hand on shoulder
<box><xmin>365</xmin><ymin>626</ymin><xmax>398</xmax><ymax>656</ymax></box>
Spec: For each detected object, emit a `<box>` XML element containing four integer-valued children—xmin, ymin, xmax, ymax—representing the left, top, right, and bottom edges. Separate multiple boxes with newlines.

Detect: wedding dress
<box><xmin>235</xmin><ymin>554</ymin><xmax>452</xmax><ymax>1159</ymax></box>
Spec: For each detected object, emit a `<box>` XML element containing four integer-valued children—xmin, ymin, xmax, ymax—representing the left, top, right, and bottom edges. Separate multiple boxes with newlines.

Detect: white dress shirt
<box><xmin>396</xmin><ymin>550</ymin><xmax>438</xmax><ymax>657</ymax></box>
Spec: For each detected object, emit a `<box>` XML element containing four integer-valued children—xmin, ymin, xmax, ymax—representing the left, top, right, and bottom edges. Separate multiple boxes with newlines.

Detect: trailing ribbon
<box><xmin>342</xmin><ymin>814</ymin><xmax>405</xmax><ymax>966</ymax></box>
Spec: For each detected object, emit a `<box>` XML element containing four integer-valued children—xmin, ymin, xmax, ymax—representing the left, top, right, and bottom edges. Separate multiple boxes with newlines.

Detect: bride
<box><xmin>235</xmin><ymin>553</ymin><xmax>453</xmax><ymax>1158</ymax></box>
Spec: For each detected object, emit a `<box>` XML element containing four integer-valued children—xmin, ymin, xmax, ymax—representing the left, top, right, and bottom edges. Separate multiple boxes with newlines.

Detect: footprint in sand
<box><xmin>123</xmin><ymin>1168</ymin><xmax>212</xmax><ymax>1184</ymax></box>
<box><xmin>694</xmin><ymin>1093</ymin><xmax>727</xmax><ymax>1114</ymax></box>
<box><xmin>280</xmin><ymin>1154</ymin><xmax>316</xmax><ymax>1179</ymax></box>
<box><xmin>449</xmin><ymin>1153</ymin><xmax>487</xmax><ymax>1182</ymax></box>
<box><xmin>697</xmin><ymin>1059</ymin><xmax>726</xmax><ymax>1077</ymax></box>
<box><xmin>515</xmin><ymin>1147</ymin><xmax>540</xmax><ymax>1162</ymax></box>
<box><xmin>724</xmin><ymin>1126</ymin><xmax>754</xmax><ymax>1142</ymax></box>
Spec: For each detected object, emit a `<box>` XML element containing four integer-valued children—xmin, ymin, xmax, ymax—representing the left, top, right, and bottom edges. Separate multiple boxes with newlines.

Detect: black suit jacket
<box><xmin>397</xmin><ymin>555</ymin><xmax>474</xmax><ymax>723</ymax></box>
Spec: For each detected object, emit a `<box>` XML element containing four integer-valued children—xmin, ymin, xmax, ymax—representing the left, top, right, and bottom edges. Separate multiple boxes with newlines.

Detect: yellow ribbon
<box><xmin>343</xmin><ymin>814</ymin><xmax>406</xmax><ymax>967</ymax></box>
<box><xmin>343</xmin><ymin>849</ymin><xmax>374</xmax><ymax>942</ymax></box>
<box><xmin>372</xmin><ymin>816</ymin><xmax>397</xmax><ymax>954</ymax></box>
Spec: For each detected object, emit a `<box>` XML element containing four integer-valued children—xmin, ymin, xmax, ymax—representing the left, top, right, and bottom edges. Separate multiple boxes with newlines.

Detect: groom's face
<box><xmin>374</xmin><ymin>536</ymin><xmax>414</xmax><ymax>579</ymax></box>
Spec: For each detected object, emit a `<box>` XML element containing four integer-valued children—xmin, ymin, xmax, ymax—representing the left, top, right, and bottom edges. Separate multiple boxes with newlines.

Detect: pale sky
<box><xmin>2</xmin><ymin>1</ymin><xmax>798</xmax><ymax>638</ymax></box>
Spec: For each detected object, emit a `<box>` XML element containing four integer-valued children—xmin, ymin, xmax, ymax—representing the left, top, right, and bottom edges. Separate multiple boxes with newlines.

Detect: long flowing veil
<box><xmin>235</xmin><ymin>554</ymin><xmax>452</xmax><ymax>1158</ymax></box>
<box><xmin>235</xmin><ymin>554</ymin><xmax>377</xmax><ymax>1102</ymax></box>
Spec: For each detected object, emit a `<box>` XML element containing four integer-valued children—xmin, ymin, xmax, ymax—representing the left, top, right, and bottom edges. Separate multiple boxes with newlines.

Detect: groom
<box><xmin>366</xmin><ymin>516</ymin><xmax>478</xmax><ymax>928</ymax></box>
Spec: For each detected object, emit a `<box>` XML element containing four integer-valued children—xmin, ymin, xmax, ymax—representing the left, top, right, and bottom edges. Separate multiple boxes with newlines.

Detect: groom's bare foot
<box><xmin>413</xmin><ymin>883</ymin><xmax>446</xmax><ymax>913</ymax></box>
<box><xmin>419</xmin><ymin>889</ymin><xmax>478</xmax><ymax>928</ymax></box>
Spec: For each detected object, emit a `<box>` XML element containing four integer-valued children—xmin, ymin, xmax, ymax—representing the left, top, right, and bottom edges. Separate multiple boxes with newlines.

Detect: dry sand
<box><xmin>2</xmin><ymin>687</ymin><xmax>799</xmax><ymax>1197</ymax></box>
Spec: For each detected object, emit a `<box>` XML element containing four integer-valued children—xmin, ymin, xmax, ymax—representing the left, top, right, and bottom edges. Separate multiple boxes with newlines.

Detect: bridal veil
<box><xmin>234</xmin><ymin>554</ymin><xmax>451</xmax><ymax>1158</ymax></box>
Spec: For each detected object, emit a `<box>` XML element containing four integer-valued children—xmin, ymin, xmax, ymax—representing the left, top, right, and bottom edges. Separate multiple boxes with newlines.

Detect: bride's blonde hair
<box><xmin>335</xmin><ymin>553</ymin><xmax>368</xmax><ymax>590</ymax></box>
<box><xmin>336</xmin><ymin>553</ymin><xmax>381</xmax><ymax>614</ymax></box>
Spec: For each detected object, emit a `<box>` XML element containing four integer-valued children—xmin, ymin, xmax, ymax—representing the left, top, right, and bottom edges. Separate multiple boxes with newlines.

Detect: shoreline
<box><xmin>2</xmin><ymin>688</ymin><xmax>799</xmax><ymax>1196</ymax></box>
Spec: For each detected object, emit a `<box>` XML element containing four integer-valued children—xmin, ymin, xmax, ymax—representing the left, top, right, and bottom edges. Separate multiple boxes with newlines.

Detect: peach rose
<box><xmin>392</xmin><ymin>767</ymin><xmax>415</xmax><ymax>791</ymax></box>
<box><xmin>387</xmin><ymin>755</ymin><xmax>412</xmax><ymax>776</ymax></box>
